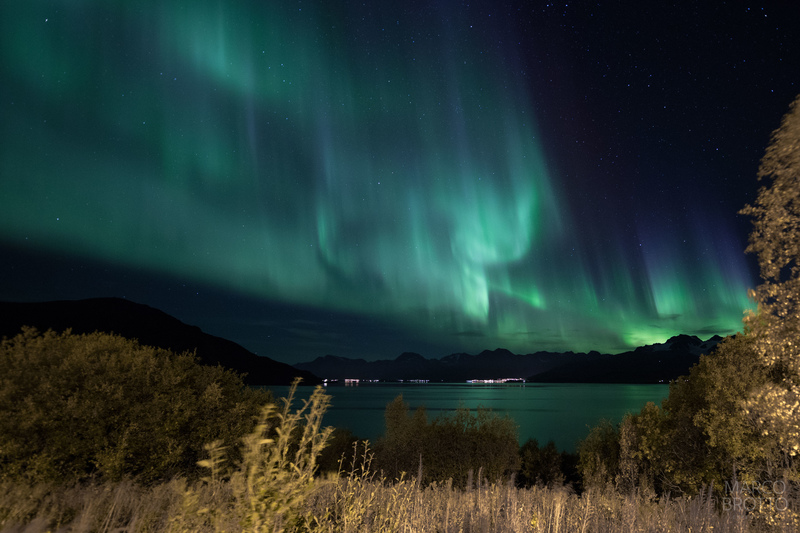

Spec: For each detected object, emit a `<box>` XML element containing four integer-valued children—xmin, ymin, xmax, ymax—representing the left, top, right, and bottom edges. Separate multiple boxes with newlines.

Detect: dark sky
<box><xmin>1</xmin><ymin>1</ymin><xmax>798</xmax><ymax>365</ymax></box>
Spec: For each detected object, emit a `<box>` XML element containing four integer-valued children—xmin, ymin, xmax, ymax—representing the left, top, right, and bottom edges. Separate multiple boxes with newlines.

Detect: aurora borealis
<box><xmin>1</xmin><ymin>1</ymin><xmax>798</xmax><ymax>363</ymax></box>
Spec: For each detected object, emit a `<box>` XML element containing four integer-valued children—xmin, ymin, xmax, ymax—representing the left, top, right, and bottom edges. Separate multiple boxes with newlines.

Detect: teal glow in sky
<box><xmin>3</xmin><ymin>1</ymin><xmax>795</xmax><ymax>362</ymax></box>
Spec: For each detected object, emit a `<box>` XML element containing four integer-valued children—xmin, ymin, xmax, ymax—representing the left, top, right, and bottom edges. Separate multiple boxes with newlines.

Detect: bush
<box><xmin>0</xmin><ymin>327</ymin><xmax>271</xmax><ymax>483</ymax></box>
<box><xmin>316</xmin><ymin>427</ymin><xmax>361</xmax><ymax>475</ymax></box>
<box><xmin>518</xmin><ymin>439</ymin><xmax>565</xmax><ymax>487</ymax></box>
<box><xmin>178</xmin><ymin>381</ymin><xmax>333</xmax><ymax>532</ymax></box>
<box><xmin>577</xmin><ymin>419</ymin><xmax>620</xmax><ymax>489</ymax></box>
<box><xmin>373</xmin><ymin>395</ymin><xmax>520</xmax><ymax>487</ymax></box>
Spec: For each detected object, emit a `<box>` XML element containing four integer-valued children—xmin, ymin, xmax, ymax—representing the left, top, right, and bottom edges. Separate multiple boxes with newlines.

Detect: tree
<box><xmin>577</xmin><ymin>419</ymin><xmax>620</xmax><ymax>489</ymax></box>
<box><xmin>576</xmin><ymin>333</ymin><xmax>778</xmax><ymax>495</ymax></box>
<box><xmin>426</xmin><ymin>405</ymin><xmax>520</xmax><ymax>486</ymax></box>
<box><xmin>631</xmin><ymin>334</ymin><xmax>777</xmax><ymax>494</ymax></box>
<box><xmin>740</xmin><ymin>93</ymin><xmax>800</xmax><ymax>457</ymax></box>
<box><xmin>373</xmin><ymin>395</ymin><xmax>519</xmax><ymax>487</ymax></box>
<box><xmin>0</xmin><ymin>328</ymin><xmax>270</xmax><ymax>483</ymax></box>
<box><xmin>518</xmin><ymin>439</ymin><xmax>564</xmax><ymax>487</ymax></box>
<box><xmin>373</xmin><ymin>395</ymin><xmax>429</xmax><ymax>481</ymax></box>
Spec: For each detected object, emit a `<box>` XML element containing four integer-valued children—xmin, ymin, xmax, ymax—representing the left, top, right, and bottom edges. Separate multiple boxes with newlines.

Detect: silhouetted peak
<box><xmin>665</xmin><ymin>334</ymin><xmax>702</xmax><ymax>346</ymax></box>
<box><xmin>395</xmin><ymin>352</ymin><xmax>426</xmax><ymax>362</ymax></box>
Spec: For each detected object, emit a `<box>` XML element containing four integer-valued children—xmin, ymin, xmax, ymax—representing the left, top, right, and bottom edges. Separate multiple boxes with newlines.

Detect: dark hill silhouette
<box><xmin>529</xmin><ymin>335</ymin><xmax>723</xmax><ymax>383</ymax></box>
<box><xmin>294</xmin><ymin>348</ymin><xmax>606</xmax><ymax>382</ymax></box>
<box><xmin>294</xmin><ymin>335</ymin><xmax>724</xmax><ymax>383</ymax></box>
<box><xmin>0</xmin><ymin>298</ymin><xmax>320</xmax><ymax>386</ymax></box>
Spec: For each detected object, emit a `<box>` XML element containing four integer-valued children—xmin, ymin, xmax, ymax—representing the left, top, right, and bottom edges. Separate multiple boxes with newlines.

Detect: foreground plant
<box><xmin>740</xmin><ymin>93</ymin><xmax>800</xmax><ymax>459</ymax></box>
<box><xmin>0</xmin><ymin>327</ymin><xmax>269</xmax><ymax>484</ymax></box>
<box><xmin>172</xmin><ymin>379</ymin><xmax>333</xmax><ymax>532</ymax></box>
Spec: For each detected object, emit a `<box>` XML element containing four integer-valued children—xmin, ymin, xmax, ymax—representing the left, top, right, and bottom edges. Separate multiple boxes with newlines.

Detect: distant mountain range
<box><xmin>0</xmin><ymin>298</ymin><xmax>320</xmax><ymax>386</ymax></box>
<box><xmin>294</xmin><ymin>335</ymin><xmax>723</xmax><ymax>384</ymax></box>
<box><xmin>0</xmin><ymin>297</ymin><xmax>724</xmax><ymax>385</ymax></box>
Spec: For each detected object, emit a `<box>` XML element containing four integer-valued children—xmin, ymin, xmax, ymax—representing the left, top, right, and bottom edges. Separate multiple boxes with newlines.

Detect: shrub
<box><xmin>175</xmin><ymin>380</ymin><xmax>333</xmax><ymax>532</ymax></box>
<box><xmin>0</xmin><ymin>327</ymin><xmax>270</xmax><ymax>483</ymax></box>
<box><xmin>577</xmin><ymin>419</ymin><xmax>620</xmax><ymax>489</ymax></box>
<box><xmin>518</xmin><ymin>439</ymin><xmax>565</xmax><ymax>487</ymax></box>
<box><xmin>316</xmin><ymin>427</ymin><xmax>361</xmax><ymax>475</ymax></box>
<box><xmin>373</xmin><ymin>395</ymin><xmax>520</xmax><ymax>487</ymax></box>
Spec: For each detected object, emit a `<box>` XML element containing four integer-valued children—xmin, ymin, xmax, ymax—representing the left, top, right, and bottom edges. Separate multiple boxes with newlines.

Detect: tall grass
<box><xmin>3</xmin><ymin>474</ymin><xmax>794</xmax><ymax>532</ymax></box>
<box><xmin>1</xmin><ymin>382</ymin><xmax>797</xmax><ymax>532</ymax></box>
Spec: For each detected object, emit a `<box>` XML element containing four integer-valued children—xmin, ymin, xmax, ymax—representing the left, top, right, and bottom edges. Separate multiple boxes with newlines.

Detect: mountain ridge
<box><xmin>0</xmin><ymin>298</ymin><xmax>320</xmax><ymax>386</ymax></box>
<box><xmin>294</xmin><ymin>334</ymin><xmax>724</xmax><ymax>383</ymax></box>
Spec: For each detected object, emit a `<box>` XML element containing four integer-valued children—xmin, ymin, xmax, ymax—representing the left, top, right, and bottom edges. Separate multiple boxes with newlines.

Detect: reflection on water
<box><xmin>266</xmin><ymin>382</ymin><xmax>668</xmax><ymax>452</ymax></box>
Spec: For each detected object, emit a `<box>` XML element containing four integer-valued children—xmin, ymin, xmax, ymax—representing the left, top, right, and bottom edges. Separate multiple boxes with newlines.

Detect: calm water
<box><xmin>267</xmin><ymin>383</ymin><xmax>668</xmax><ymax>452</ymax></box>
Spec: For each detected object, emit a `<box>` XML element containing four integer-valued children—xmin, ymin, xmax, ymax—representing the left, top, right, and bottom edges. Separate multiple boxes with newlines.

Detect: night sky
<box><xmin>1</xmin><ymin>1</ymin><xmax>798</xmax><ymax>365</ymax></box>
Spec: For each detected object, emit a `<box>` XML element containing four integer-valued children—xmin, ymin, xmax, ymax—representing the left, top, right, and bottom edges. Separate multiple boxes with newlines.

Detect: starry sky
<box><xmin>1</xmin><ymin>1</ymin><xmax>798</xmax><ymax>364</ymax></box>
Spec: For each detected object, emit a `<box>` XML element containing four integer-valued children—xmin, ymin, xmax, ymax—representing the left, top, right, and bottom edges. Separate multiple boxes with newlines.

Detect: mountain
<box><xmin>294</xmin><ymin>335</ymin><xmax>724</xmax><ymax>384</ymax></box>
<box><xmin>529</xmin><ymin>334</ymin><xmax>724</xmax><ymax>384</ymax></box>
<box><xmin>0</xmin><ymin>298</ymin><xmax>320</xmax><ymax>386</ymax></box>
<box><xmin>294</xmin><ymin>348</ymin><xmax>607</xmax><ymax>382</ymax></box>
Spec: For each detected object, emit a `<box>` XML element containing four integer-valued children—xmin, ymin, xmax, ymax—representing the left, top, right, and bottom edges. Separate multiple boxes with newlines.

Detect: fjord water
<box><xmin>267</xmin><ymin>383</ymin><xmax>669</xmax><ymax>452</ymax></box>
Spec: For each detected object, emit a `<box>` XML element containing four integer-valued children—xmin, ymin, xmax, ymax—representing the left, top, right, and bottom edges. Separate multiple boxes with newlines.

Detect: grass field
<box><xmin>1</xmin><ymin>471</ymin><xmax>795</xmax><ymax>532</ymax></box>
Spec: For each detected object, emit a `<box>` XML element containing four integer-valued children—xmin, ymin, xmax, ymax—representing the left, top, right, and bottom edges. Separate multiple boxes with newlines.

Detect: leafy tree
<box><xmin>518</xmin><ymin>439</ymin><xmax>564</xmax><ymax>487</ymax></box>
<box><xmin>373</xmin><ymin>394</ymin><xmax>429</xmax><ymax>481</ymax></box>
<box><xmin>426</xmin><ymin>405</ymin><xmax>520</xmax><ymax>486</ymax></box>
<box><xmin>626</xmin><ymin>334</ymin><xmax>777</xmax><ymax>494</ymax></box>
<box><xmin>740</xmin><ymin>93</ymin><xmax>800</xmax><ymax>457</ymax></box>
<box><xmin>616</xmin><ymin>412</ymin><xmax>645</xmax><ymax>494</ymax></box>
<box><xmin>683</xmin><ymin>334</ymin><xmax>778</xmax><ymax>481</ymax></box>
<box><xmin>577</xmin><ymin>419</ymin><xmax>619</xmax><ymax>489</ymax></box>
<box><xmin>0</xmin><ymin>327</ymin><xmax>271</xmax><ymax>483</ymax></box>
<box><xmin>373</xmin><ymin>395</ymin><xmax>519</xmax><ymax>487</ymax></box>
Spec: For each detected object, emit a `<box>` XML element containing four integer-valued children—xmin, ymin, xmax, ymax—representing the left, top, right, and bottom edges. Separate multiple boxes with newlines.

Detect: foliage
<box><xmin>575</xmin><ymin>93</ymin><xmax>800</xmax><ymax>496</ymax></box>
<box><xmin>518</xmin><ymin>439</ymin><xmax>565</xmax><ymax>488</ymax></box>
<box><xmin>596</xmin><ymin>333</ymin><xmax>785</xmax><ymax>496</ymax></box>
<box><xmin>0</xmin><ymin>327</ymin><xmax>270</xmax><ymax>484</ymax></box>
<box><xmin>173</xmin><ymin>379</ymin><xmax>333</xmax><ymax>532</ymax></box>
<box><xmin>577</xmin><ymin>419</ymin><xmax>620</xmax><ymax>489</ymax></box>
<box><xmin>373</xmin><ymin>395</ymin><xmax>428</xmax><ymax>482</ymax></box>
<box><xmin>740</xmin><ymin>93</ymin><xmax>800</xmax><ymax>457</ymax></box>
<box><xmin>373</xmin><ymin>395</ymin><xmax>520</xmax><ymax>487</ymax></box>
<box><xmin>316</xmin><ymin>427</ymin><xmax>361</xmax><ymax>476</ymax></box>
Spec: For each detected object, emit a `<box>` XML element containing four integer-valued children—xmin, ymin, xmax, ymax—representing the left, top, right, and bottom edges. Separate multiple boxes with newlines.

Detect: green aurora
<box><xmin>0</xmin><ymin>1</ymin><xmax>761</xmax><ymax>358</ymax></box>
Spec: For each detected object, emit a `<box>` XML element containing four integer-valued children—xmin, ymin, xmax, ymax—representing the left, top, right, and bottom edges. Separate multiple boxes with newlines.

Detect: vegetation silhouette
<box><xmin>372</xmin><ymin>394</ymin><xmax>520</xmax><ymax>487</ymax></box>
<box><xmin>0</xmin><ymin>327</ymin><xmax>270</xmax><ymax>484</ymax></box>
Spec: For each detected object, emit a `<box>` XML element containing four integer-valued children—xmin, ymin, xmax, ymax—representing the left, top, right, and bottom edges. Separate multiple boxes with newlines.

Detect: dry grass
<box><xmin>3</xmin><ymin>463</ymin><xmax>797</xmax><ymax>532</ymax></box>
<box><xmin>303</xmin><ymin>467</ymin><xmax>796</xmax><ymax>533</ymax></box>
